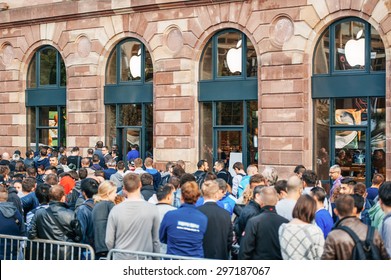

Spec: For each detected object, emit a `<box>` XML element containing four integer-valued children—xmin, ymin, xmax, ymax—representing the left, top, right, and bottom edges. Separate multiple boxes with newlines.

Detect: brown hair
<box><xmin>335</xmin><ymin>194</ymin><xmax>354</xmax><ymax>217</ymax></box>
<box><xmin>201</xmin><ymin>180</ymin><xmax>219</xmax><ymax>199</ymax></box>
<box><xmin>22</xmin><ymin>177</ymin><xmax>36</xmax><ymax>193</ymax></box>
<box><xmin>0</xmin><ymin>185</ymin><xmax>8</xmax><ymax>202</ymax></box>
<box><xmin>133</xmin><ymin>158</ymin><xmax>143</xmax><ymax>168</ymax></box>
<box><xmin>181</xmin><ymin>181</ymin><xmax>201</xmax><ymax>204</ymax></box>
<box><xmin>354</xmin><ymin>182</ymin><xmax>367</xmax><ymax>197</ymax></box>
<box><xmin>144</xmin><ymin>157</ymin><xmax>153</xmax><ymax>167</ymax></box>
<box><xmin>292</xmin><ymin>194</ymin><xmax>317</xmax><ymax>223</ymax></box>
<box><xmin>123</xmin><ymin>173</ymin><xmax>141</xmax><ymax>193</ymax></box>
<box><xmin>372</xmin><ymin>173</ymin><xmax>384</xmax><ymax>185</ymax></box>
<box><xmin>49</xmin><ymin>185</ymin><xmax>65</xmax><ymax>201</ymax></box>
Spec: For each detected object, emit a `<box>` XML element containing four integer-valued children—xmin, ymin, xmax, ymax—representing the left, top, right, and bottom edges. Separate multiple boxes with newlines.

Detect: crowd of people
<box><xmin>0</xmin><ymin>142</ymin><xmax>390</xmax><ymax>260</ymax></box>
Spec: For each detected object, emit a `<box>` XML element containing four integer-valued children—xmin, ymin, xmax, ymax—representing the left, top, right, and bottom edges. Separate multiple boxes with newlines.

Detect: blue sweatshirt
<box><xmin>159</xmin><ymin>203</ymin><xmax>207</xmax><ymax>258</ymax></box>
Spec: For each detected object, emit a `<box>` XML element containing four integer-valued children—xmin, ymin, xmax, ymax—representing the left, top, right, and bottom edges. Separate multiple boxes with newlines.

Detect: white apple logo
<box><xmin>345</xmin><ymin>29</ymin><xmax>365</xmax><ymax>67</ymax></box>
<box><xmin>129</xmin><ymin>48</ymin><xmax>141</xmax><ymax>78</ymax></box>
<box><xmin>226</xmin><ymin>40</ymin><xmax>242</xmax><ymax>73</ymax></box>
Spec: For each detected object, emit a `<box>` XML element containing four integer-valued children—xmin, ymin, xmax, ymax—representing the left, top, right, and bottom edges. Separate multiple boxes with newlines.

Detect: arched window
<box><xmin>104</xmin><ymin>39</ymin><xmax>153</xmax><ymax>162</ymax></box>
<box><xmin>26</xmin><ymin>46</ymin><xmax>67</xmax><ymax>150</ymax></box>
<box><xmin>312</xmin><ymin>18</ymin><xmax>385</xmax><ymax>189</ymax></box>
<box><xmin>199</xmin><ymin>30</ymin><xmax>258</xmax><ymax>169</ymax></box>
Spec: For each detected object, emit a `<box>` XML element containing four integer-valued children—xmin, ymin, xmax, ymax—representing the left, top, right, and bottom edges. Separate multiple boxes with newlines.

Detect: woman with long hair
<box><xmin>92</xmin><ymin>180</ymin><xmax>117</xmax><ymax>259</ymax></box>
<box><xmin>278</xmin><ymin>194</ymin><xmax>325</xmax><ymax>260</ymax></box>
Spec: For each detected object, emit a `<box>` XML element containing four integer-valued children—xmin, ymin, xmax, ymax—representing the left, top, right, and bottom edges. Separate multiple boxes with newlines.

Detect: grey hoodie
<box><xmin>110</xmin><ymin>172</ymin><xmax>124</xmax><ymax>191</ymax></box>
<box><xmin>0</xmin><ymin>202</ymin><xmax>18</xmax><ymax>218</ymax></box>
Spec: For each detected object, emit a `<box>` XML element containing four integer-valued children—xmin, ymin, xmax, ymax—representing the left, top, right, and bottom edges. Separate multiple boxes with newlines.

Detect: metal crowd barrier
<box><xmin>0</xmin><ymin>234</ymin><xmax>95</xmax><ymax>260</ymax></box>
<box><xmin>107</xmin><ymin>249</ymin><xmax>205</xmax><ymax>260</ymax></box>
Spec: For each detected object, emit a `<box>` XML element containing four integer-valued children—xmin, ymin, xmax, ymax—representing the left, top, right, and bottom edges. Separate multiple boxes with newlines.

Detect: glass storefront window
<box><xmin>120</xmin><ymin>41</ymin><xmax>142</xmax><ymax>82</ymax></box>
<box><xmin>334</xmin><ymin>98</ymin><xmax>367</xmax><ymax>126</ymax></box>
<box><xmin>28</xmin><ymin>106</ymin><xmax>66</xmax><ymax>149</ymax></box>
<box><xmin>105</xmin><ymin>104</ymin><xmax>153</xmax><ymax>161</ymax></box>
<box><xmin>38</xmin><ymin>106</ymin><xmax>58</xmax><ymax>127</ymax></box>
<box><xmin>145</xmin><ymin>50</ymin><xmax>153</xmax><ymax>82</ymax></box>
<box><xmin>314</xmin><ymin>99</ymin><xmax>330</xmax><ymax>181</ymax></box>
<box><xmin>217</xmin><ymin>32</ymin><xmax>242</xmax><ymax>77</ymax></box>
<box><xmin>105</xmin><ymin>38</ymin><xmax>153</xmax><ymax>160</ymax></box>
<box><xmin>118</xmin><ymin>104</ymin><xmax>142</xmax><ymax>126</ymax></box>
<box><xmin>27</xmin><ymin>107</ymin><xmax>37</xmax><ymax>150</ymax></box>
<box><xmin>314</xmin><ymin>97</ymin><xmax>385</xmax><ymax>184</ymax></box>
<box><xmin>246</xmin><ymin>39</ymin><xmax>257</xmax><ymax>78</ymax></box>
<box><xmin>200</xmin><ymin>103</ymin><xmax>213</xmax><ymax>165</ymax></box>
<box><xmin>314</xmin><ymin>30</ymin><xmax>330</xmax><ymax>74</ymax></box>
<box><xmin>200</xmin><ymin>41</ymin><xmax>212</xmax><ymax>80</ymax></box>
<box><xmin>106</xmin><ymin>49</ymin><xmax>117</xmax><ymax>85</ymax></box>
<box><xmin>314</xmin><ymin>19</ymin><xmax>385</xmax><ymax>74</ymax></box>
<box><xmin>27</xmin><ymin>46</ymin><xmax>66</xmax><ymax>89</ymax></box>
<box><xmin>26</xmin><ymin>46</ymin><xmax>67</xmax><ymax>151</ymax></box>
<box><xmin>106</xmin><ymin>105</ymin><xmax>117</xmax><ymax>147</ymax></box>
<box><xmin>106</xmin><ymin>39</ymin><xmax>153</xmax><ymax>84</ymax></box>
<box><xmin>247</xmin><ymin>101</ymin><xmax>258</xmax><ymax>165</ymax></box>
<box><xmin>200</xmin><ymin>30</ymin><xmax>257</xmax><ymax>79</ymax></box>
<box><xmin>313</xmin><ymin>18</ymin><xmax>386</xmax><ymax>189</ymax></box>
<box><xmin>216</xmin><ymin>101</ymin><xmax>243</xmax><ymax>125</ymax></box>
<box><xmin>335</xmin><ymin>130</ymin><xmax>366</xmax><ymax>181</ymax></box>
<box><xmin>334</xmin><ymin>21</ymin><xmax>366</xmax><ymax>71</ymax></box>
<box><xmin>27</xmin><ymin>54</ymin><xmax>37</xmax><ymax>88</ymax></box>
<box><xmin>145</xmin><ymin>104</ymin><xmax>154</xmax><ymax>158</ymax></box>
<box><xmin>371</xmin><ymin>26</ymin><xmax>386</xmax><ymax>71</ymax></box>
<box><xmin>40</xmin><ymin>48</ymin><xmax>58</xmax><ymax>85</ymax></box>
<box><xmin>60</xmin><ymin>58</ymin><xmax>66</xmax><ymax>87</ymax></box>
<box><xmin>217</xmin><ymin>130</ymin><xmax>242</xmax><ymax>161</ymax></box>
<box><xmin>371</xmin><ymin>97</ymin><xmax>386</xmax><ymax>175</ymax></box>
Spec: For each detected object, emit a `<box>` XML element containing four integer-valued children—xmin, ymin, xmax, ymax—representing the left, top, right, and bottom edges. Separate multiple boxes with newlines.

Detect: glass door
<box><xmin>118</xmin><ymin>128</ymin><xmax>141</xmax><ymax>164</ymax></box>
<box><xmin>214</xmin><ymin>128</ymin><xmax>244</xmax><ymax>174</ymax></box>
<box><xmin>332</xmin><ymin>128</ymin><xmax>368</xmax><ymax>183</ymax></box>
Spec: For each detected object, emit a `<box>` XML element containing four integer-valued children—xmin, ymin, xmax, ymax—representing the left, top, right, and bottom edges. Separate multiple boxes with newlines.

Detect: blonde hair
<box><xmin>242</xmin><ymin>187</ymin><xmax>253</xmax><ymax>205</ymax></box>
<box><xmin>94</xmin><ymin>180</ymin><xmax>117</xmax><ymax>203</ymax></box>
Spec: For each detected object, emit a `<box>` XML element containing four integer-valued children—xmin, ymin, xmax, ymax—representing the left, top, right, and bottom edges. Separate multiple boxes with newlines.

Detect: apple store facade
<box><xmin>0</xmin><ymin>1</ymin><xmax>390</xmax><ymax>185</ymax></box>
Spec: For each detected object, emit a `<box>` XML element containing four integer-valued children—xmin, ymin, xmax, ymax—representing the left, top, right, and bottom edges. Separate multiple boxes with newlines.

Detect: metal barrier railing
<box><xmin>0</xmin><ymin>234</ymin><xmax>95</xmax><ymax>260</ymax></box>
<box><xmin>107</xmin><ymin>249</ymin><xmax>205</xmax><ymax>260</ymax></box>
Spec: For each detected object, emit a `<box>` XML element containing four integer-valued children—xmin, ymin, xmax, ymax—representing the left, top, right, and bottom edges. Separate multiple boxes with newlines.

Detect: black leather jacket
<box><xmin>28</xmin><ymin>201</ymin><xmax>75</xmax><ymax>242</ymax></box>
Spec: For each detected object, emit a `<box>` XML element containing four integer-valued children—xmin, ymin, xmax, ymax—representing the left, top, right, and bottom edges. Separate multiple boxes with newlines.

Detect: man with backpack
<box><xmin>76</xmin><ymin>178</ymin><xmax>99</xmax><ymax>250</ymax></box>
<box><xmin>321</xmin><ymin>194</ymin><xmax>389</xmax><ymax>260</ymax></box>
<box><xmin>193</xmin><ymin>159</ymin><xmax>209</xmax><ymax>188</ymax></box>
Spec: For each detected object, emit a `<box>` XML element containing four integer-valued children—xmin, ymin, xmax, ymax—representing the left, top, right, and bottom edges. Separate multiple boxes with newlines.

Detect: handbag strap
<box><xmin>337</xmin><ymin>225</ymin><xmax>361</xmax><ymax>244</ymax></box>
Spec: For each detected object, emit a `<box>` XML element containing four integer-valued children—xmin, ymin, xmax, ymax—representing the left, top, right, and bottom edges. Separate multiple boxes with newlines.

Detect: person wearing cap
<box><xmin>13</xmin><ymin>150</ymin><xmax>23</xmax><ymax>160</ymax></box>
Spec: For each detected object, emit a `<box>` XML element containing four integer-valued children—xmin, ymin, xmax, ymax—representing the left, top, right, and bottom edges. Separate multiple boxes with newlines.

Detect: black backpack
<box><xmin>66</xmin><ymin>186</ymin><xmax>82</xmax><ymax>211</ymax></box>
<box><xmin>194</xmin><ymin>172</ymin><xmax>206</xmax><ymax>188</ymax></box>
<box><xmin>337</xmin><ymin>225</ymin><xmax>381</xmax><ymax>260</ymax></box>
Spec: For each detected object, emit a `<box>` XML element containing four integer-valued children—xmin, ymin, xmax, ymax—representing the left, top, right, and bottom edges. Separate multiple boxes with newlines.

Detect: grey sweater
<box><xmin>105</xmin><ymin>199</ymin><xmax>160</xmax><ymax>259</ymax></box>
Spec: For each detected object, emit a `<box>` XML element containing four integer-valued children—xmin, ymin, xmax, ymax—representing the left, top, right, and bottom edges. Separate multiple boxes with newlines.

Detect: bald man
<box><xmin>239</xmin><ymin>186</ymin><xmax>289</xmax><ymax>260</ymax></box>
<box><xmin>276</xmin><ymin>175</ymin><xmax>303</xmax><ymax>221</ymax></box>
